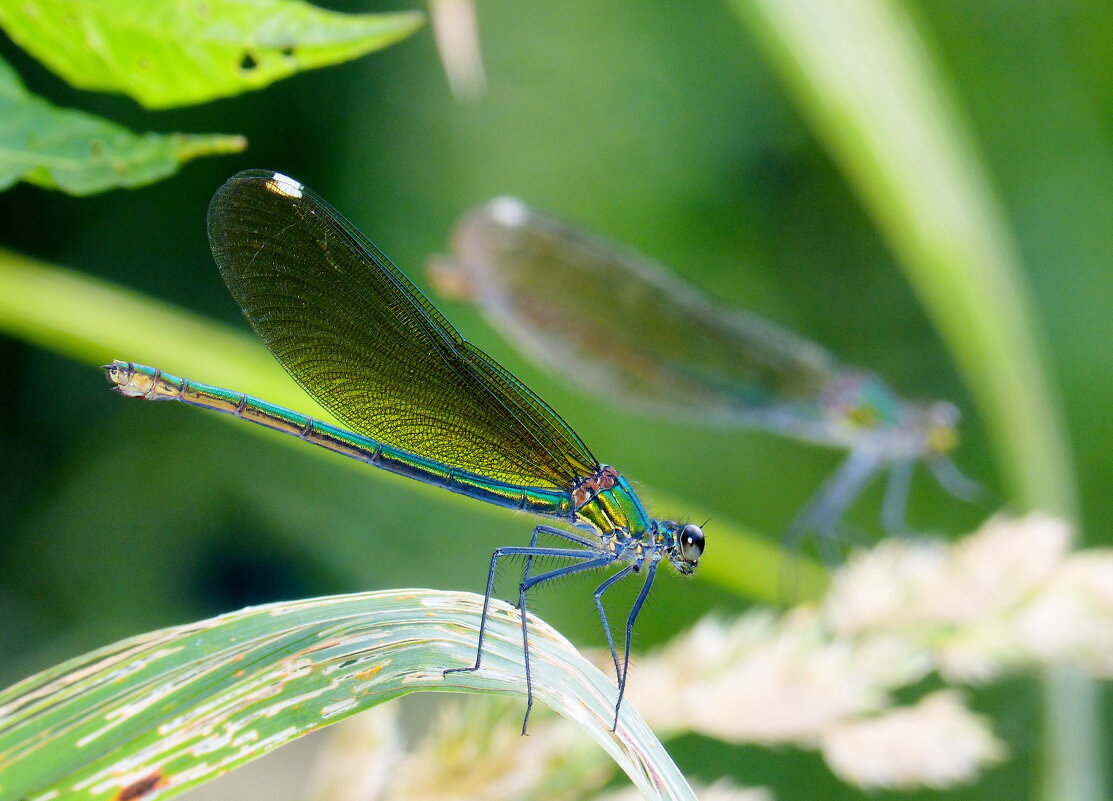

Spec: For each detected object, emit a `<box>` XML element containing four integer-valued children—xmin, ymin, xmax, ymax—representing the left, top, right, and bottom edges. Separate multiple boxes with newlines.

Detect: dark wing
<box><xmin>207</xmin><ymin>170</ymin><xmax>597</xmax><ymax>489</ymax></box>
<box><xmin>445</xmin><ymin>198</ymin><xmax>847</xmax><ymax>436</ymax></box>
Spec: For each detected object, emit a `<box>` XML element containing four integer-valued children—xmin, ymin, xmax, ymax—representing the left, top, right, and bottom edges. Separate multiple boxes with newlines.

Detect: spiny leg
<box><xmin>444</xmin><ymin>546</ymin><xmax>595</xmax><ymax>680</ymax></box>
<box><xmin>517</xmin><ymin>555</ymin><xmax>616</xmax><ymax>734</ymax></box>
<box><xmin>613</xmin><ymin>558</ymin><xmax>660</xmax><ymax>731</ymax></box>
<box><xmin>592</xmin><ymin>565</ymin><xmax>636</xmax><ymax>681</ymax></box>
<box><xmin>541</xmin><ymin>523</ymin><xmax>600</xmax><ymax>548</ymax></box>
<box><xmin>522</xmin><ymin>525</ymin><xmax>600</xmax><ymax>591</ymax></box>
<box><xmin>882</xmin><ymin>459</ymin><xmax>915</xmax><ymax>536</ymax></box>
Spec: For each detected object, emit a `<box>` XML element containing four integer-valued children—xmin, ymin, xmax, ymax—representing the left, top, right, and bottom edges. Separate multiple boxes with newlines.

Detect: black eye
<box><xmin>679</xmin><ymin>523</ymin><xmax>704</xmax><ymax>561</ymax></box>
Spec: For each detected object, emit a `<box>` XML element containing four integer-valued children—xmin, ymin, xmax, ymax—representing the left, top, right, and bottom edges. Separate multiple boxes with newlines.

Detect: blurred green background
<box><xmin>1</xmin><ymin>1</ymin><xmax>1111</xmax><ymax>798</ymax></box>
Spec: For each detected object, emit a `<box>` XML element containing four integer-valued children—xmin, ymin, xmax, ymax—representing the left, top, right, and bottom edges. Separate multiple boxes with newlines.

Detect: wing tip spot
<box><xmin>265</xmin><ymin>172</ymin><xmax>304</xmax><ymax>199</ymax></box>
<box><xmin>489</xmin><ymin>196</ymin><xmax>528</xmax><ymax>228</ymax></box>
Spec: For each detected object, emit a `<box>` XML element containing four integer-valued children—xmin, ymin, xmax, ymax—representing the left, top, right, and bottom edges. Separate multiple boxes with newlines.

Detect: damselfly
<box><xmin>105</xmin><ymin>171</ymin><xmax>703</xmax><ymax>732</ymax></box>
<box><xmin>429</xmin><ymin>197</ymin><xmax>981</xmax><ymax>547</ymax></box>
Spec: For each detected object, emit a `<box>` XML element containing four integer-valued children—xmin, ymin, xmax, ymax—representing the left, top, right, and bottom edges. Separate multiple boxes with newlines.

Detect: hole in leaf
<box><xmin>280</xmin><ymin>46</ymin><xmax>295</xmax><ymax>58</ymax></box>
<box><xmin>240</xmin><ymin>51</ymin><xmax>258</xmax><ymax>71</ymax></box>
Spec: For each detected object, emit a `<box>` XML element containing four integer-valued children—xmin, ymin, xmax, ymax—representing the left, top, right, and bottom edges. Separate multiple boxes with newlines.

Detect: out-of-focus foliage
<box><xmin>0</xmin><ymin>56</ymin><xmax>245</xmax><ymax>194</ymax></box>
<box><xmin>0</xmin><ymin>0</ymin><xmax>423</xmax><ymax>108</ymax></box>
<box><xmin>428</xmin><ymin>0</ymin><xmax>485</xmax><ymax>100</ymax></box>
<box><xmin>301</xmin><ymin>516</ymin><xmax>1103</xmax><ymax>798</ymax></box>
<box><xmin>630</xmin><ymin>515</ymin><xmax>1113</xmax><ymax>791</ymax></box>
<box><xmin>726</xmin><ymin>7</ymin><xmax>1091</xmax><ymax>797</ymax></box>
<box><xmin>305</xmin><ymin>697</ymin><xmax>770</xmax><ymax>801</ymax></box>
<box><xmin>1</xmin><ymin>1</ymin><xmax>1112</xmax><ymax>800</ymax></box>
<box><xmin>733</xmin><ymin>0</ymin><xmax>1074</xmax><ymax>520</ymax></box>
<box><xmin>0</xmin><ymin>0</ymin><xmax>421</xmax><ymax>195</ymax></box>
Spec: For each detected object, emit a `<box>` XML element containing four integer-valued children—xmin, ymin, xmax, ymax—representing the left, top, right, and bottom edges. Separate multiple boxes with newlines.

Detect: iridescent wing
<box><xmin>435</xmin><ymin>198</ymin><xmax>865</xmax><ymax>443</ymax></box>
<box><xmin>429</xmin><ymin>198</ymin><xmax>979</xmax><ymax>541</ymax></box>
<box><xmin>207</xmin><ymin>171</ymin><xmax>598</xmax><ymax>489</ymax></box>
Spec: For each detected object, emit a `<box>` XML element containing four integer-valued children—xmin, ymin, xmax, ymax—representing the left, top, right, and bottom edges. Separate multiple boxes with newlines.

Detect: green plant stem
<box><xmin>729</xmin><ymin>1</ymin><xmax>1092</xmax><ymax>799</ymax></box>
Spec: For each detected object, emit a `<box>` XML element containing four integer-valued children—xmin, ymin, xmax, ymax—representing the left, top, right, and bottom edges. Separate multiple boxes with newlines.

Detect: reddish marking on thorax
<box><xmin>571</xmin><ymin>465</ymin><xmax>620</xmax><ymax>509</ymax></box>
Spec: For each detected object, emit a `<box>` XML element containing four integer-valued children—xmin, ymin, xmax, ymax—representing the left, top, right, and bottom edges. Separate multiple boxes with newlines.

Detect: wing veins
<box><xmin>207</xmin><ymin>171</ymin><xmax>598</xmax><ymax>489</ymax></box>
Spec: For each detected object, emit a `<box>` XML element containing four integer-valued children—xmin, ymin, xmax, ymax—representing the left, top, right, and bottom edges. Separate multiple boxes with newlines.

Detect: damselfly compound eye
<box><xmin>679</xmin><ymin>523</ymin><xmax>704</xmax><ymax>562</ymax></box>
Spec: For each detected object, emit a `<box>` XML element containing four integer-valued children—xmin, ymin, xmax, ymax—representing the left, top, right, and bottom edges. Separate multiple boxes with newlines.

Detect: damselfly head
<box><xmin>924</xmin><ymin>400</ymin><xmax>961</xmax><ymax>457</ymax></box>
<box><xmin>668</xmin><ymin>522</ymin><xmax>705</xmax><ymax>574</ymax></box>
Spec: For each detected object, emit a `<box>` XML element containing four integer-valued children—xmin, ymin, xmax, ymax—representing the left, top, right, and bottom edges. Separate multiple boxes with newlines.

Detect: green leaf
<box><xmin>0</xmin><ymin>0</ymin><xmax>425</xmax><ymax>109</ymax></box>
<box><xmin>0</xmin><ymin>57</ymin><xmax>245</xmax><ymax>195</ymax></box>
<box><xmin>0</xmin><ymin>248</ymin><xmax>828</xmax><ymax>604</ymax></box>
<box><xmin>0</xmin><ymin>589</ymin><xmax>695</xmax><ymax>801</ymax></box>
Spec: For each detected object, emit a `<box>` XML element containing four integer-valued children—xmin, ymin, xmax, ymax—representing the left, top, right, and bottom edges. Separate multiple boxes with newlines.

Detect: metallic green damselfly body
<box><xmin>106</xmin><ymin>170</ymin><xmax>704</xmax><ymax>733</ymax></box>
<box><xmin>430</xmin><ymin>198</ymin><xmax>981</xmax><ymax>545</ymax></box>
